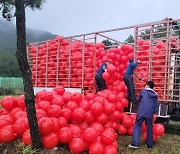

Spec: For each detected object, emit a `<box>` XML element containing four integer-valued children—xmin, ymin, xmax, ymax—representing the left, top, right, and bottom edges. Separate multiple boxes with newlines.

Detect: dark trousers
<box><xmin>123</xmin><ymin>73</ymin><xmax>136</xmax><ymax>100</ymax></box>
<box><xmin>95</xmin><ymin>75</ymin><xmax>107</xmax><ymax>92</ymax></box>
<box><xmin>132</xmin><ymin>116</ymin><xmax>153</xmax><ymax>148</ymax></box>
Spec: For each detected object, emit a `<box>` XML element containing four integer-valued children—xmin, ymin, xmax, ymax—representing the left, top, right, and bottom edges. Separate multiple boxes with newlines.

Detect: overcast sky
<box><xmin>25</xmin><ymin>0</ymin><xmax>180</xmax><ymax>38</ymax></box>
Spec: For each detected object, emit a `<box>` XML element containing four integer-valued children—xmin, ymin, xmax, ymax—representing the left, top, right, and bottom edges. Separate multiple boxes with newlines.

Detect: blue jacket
<box><xmin>96</xmin><ymin>63</ymin><xmax>107</xmax><ymax>76</ymax></box>
<box><xmin>125</xmin><ymin>61</ymin><xmax>139</xmax><ymax>75</ymax></box>
<box><xmin>137</xmin><ymin>88</ymin><xmax>158</xmax><ymax>119</ymax></box>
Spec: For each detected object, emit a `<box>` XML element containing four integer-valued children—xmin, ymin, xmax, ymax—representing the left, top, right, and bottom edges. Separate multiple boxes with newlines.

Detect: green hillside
<box><xmin>0</xmin><ymin>19</ymin><xmax>57</xmax><ymax>52</ymax></box>
<box><xmin>0</xmin><ymin>19</ymin><xmax>57</xmax><ymax>77</ymax></box>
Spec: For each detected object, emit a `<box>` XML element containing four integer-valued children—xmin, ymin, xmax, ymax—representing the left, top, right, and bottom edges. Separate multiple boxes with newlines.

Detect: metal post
<box><xmin>56</xmin><ymin>39</ymin><xmax>60</xmax><ymax>86</ymax></box>
<box><xmin>35</xmin><ymin>43</ymin><xmax>38</xmax><ymax>87</ymax></box>
<box><xmin>93</xmin><ymin>34</ymin><xmax>97</xmax><ymax>93</ymax></box>
<box><xmin>68</xmin><ymin>37</ymin><xmax>72</xmax><ymax>88</ymax></box>
<box><xmin>82</xmin><ymin>35</ymin><xmax>85</xmax><ymax>94</ymax></box>
<box><xmin>134</xmin><ymin>27</ymin><xmax>138</xmax><ymax>91</ymax></box>
<box><xmin>165</xmin><ymin>21</ymin><xmax>171</xmax><ymax>100</ymax></box>
<box><xmin>134</xmin><ymin>27</ymin><xmax>138</xmax><ymax>61</ymax></box>
<box><xmin>149</xmin><ymin>25</ymin><xmax>154</xmax><ymax>79</ymax></box>
<box><xmin>45</xmin><ymin>41</ymin><xmax>49</xmax><ymax>87</ymax></box>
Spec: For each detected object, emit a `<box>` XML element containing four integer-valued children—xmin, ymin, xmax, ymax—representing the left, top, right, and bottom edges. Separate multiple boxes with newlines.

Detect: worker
<box><xmin>123</xmin><ymin>58</ymin><xmax>140</xmax><ymax>103</ymax></box>
<box><xmin>95</xmin><ymin>61</ymin><xmax>109</xmax><ymax>93</ymax></box>
<box><xmin>128</xmin><ymin>81</ymin><xmax>158</xmax><ymax>149</ymax></box>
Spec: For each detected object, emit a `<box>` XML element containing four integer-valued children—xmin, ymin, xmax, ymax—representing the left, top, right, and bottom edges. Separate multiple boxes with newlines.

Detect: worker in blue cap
<box><xmin>123</xmin><ymin>58</ymin><xmax>140</xmax><ymax>102</ymax></box>
<box><xmin>129</xmin><ymin>80</ymin><xmax>158</xmax><ymax>149</ymax></box>
<box><xmin>95</xmin><ymin>61</ymin><xmax>109</xmax><ymax>92</ymax></box>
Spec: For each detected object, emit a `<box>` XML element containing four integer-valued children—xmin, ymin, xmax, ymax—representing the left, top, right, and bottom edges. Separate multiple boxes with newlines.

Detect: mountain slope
<box><xmin>0</xmin><ymin>19</ymin><xmax>57</xmax><ymax>52</ymax></box>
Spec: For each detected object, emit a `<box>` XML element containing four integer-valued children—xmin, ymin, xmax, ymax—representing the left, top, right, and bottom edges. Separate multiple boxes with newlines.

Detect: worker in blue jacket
<box><xmin>123</xmin><ymin>58</ymin><xmax>140</xmax><ymax>102</ymax></box>
<box><xmin>129</xmin><ymin>81</ymin><xmax>159</xmax><ymax>149</ymax></box>
<box><xmin>95</xmin><ymin>61</ymin><xmax>109</xmax><ymax>92</ymax></box>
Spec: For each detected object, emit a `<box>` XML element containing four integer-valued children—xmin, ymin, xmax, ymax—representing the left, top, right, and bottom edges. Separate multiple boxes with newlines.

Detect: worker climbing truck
<box><xmin>27</xmin><ymin>18</ymin><xmax>180</xmax><ymax>122</ymax></box>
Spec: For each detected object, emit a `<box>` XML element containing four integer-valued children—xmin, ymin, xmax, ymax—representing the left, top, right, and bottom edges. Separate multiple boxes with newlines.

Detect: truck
<box><xmin>27</xmin><ymin>18</ymin><xmax>180</xmax><ymax>122</ymax></box>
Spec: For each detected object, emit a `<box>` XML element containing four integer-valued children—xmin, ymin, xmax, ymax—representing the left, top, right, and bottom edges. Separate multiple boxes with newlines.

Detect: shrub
<box><xmin>0</xmin><ymin>88</ymin><xmax>15</xmax><ymax>95</ymax></box>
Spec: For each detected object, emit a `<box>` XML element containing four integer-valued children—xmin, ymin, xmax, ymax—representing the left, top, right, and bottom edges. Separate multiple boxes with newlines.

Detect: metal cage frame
<box><xmin>27</xmin><ymin>18</ymin><xmax>180</xmax><ymax>105</ymax></box>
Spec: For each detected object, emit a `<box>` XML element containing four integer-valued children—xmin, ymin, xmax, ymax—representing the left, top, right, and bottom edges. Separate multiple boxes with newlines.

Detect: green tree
<box><xmin>128</xmin><ymin>19</ymin><xmax>180</xmax><ymax>42</ymax></box>
<box><xmin>125</xmin><ymin>34</ymin><xmax>134</xmax><ymax>43</ymax></box>
<box><xmin>0</xmin><ymin>0</ymin><xmax>46</xmax><ymax>149</ymax></box>
<box><xmin>102</xmin><ymin>39</ymin><xmax>119</xmax><ymax>49</ymax></box>
<box><xmin>140</xmin><ymin>24</ymin><xmax>167</xmax><ymax>40</ymax></box>
<box><xmin>0</xmin><ymin>50</ymin><xmax>21</xmax><ymax>76</ymax></box>
<box><xmin>102</xmin><ymin>39</ymin><xmax>112</xmax><ymax>49</ymax></box>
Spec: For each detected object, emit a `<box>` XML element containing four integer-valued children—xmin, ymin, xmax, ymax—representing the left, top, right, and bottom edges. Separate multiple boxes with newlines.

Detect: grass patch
<box><xmin>0</xmin><ymin>94</ymin><xmax>179</xmax><ymax>153</ymax></box>
<box><xmin>0</xmin><ymin>133</ymin><xmax>179</xmax><ymax>154</ymax></box>
<box><xmin>0</xmin><ymin>95</ymin><xmax>5</xmax><ymax>100</ymax></box>
<box><xmin>17</xmin><ymin>144</ymin><xmax>39</xmax><ymax>154</ymax></box>
<box><xmin>118</xmin><ymin>133</ymin><xmax>180</xmax><ymax>154</ymax></box>
<box><xmin>0</xmin><ymin>95</ymin><xmax>20</xmax><ymax>101</ymax></box>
